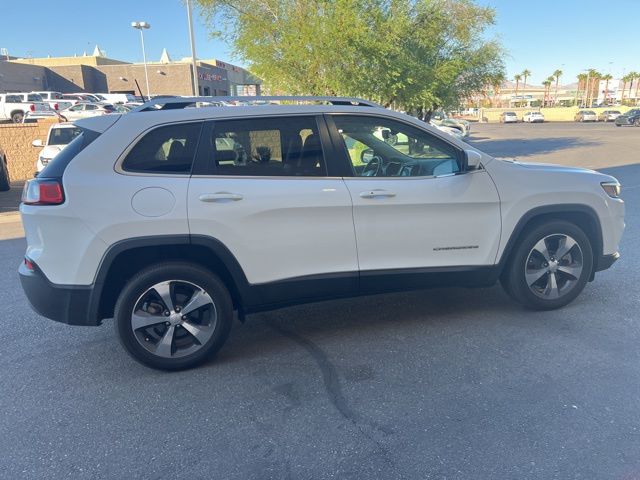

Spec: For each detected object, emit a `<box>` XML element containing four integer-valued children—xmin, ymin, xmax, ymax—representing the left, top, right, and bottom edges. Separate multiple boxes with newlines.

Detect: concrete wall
<box><xmin>98</xmin><ymin>63</ymin><xmax>195</xmax><ymax>96</ymax></box>
<box><xmin>0</xmin><ymin>119</ymin><xmax>58</xmax><ymax>181</ymax></box>
<box><xmin>46</xmin><ymin>65</ymin><xmax>108</xmax><ymax>93</ymax></box>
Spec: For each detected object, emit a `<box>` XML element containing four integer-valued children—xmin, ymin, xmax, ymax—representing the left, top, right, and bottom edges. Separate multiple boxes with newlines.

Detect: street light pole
<box><xmin>131</xmin><ymin>21</ymin><xmax>151</xmax><ymax>100</ymax></box>
<box><xmin>186</xmin><ymin>0</ymin><xmax>200</xmax><ymax>96</ymax></box>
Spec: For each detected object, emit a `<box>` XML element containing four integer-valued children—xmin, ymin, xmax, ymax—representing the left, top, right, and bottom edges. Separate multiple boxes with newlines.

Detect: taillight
<box><xmin>53</xmin><ymin>103</ymin><xmax>59</xmax><ymax>110</ymax></box>
<box><xmin>30</xmin><ymin>104</ymin><xmax>35</xmax><ymax>112</ymax></box>
<box><xmin>24</xmin><ymin>258</ymin><xmax>35</xmax><ymax>271</ymax></box>
<box><xmin>21</xmin><ymin>179</ymin><xmax>65</xmax><ymax>205</ymax></box>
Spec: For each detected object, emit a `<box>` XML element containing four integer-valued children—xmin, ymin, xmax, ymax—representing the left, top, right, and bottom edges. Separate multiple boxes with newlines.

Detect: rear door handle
<box><xmin>198</xmin><ymin>192</ymin><xmax>243</xmax><ymax>202</ymax></box>
<box><xmin>359</xmin><ymin>189</ymin><xmax>396</xmax><ymax>199</ymax></box>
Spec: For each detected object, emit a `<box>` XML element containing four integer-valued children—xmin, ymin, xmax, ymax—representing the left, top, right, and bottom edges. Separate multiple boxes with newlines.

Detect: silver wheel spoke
<box><xmin>555</xmin><ymin>236</ymin><xmax>577</xmax><ymax>260</ymax></box>
<box><xmin>155</xmin><ymin>325</ymin><xmax>175</xmax><ymax>357</ymax></box>
<box><xmin>132</xmin><ymin>311</ymin><xmax>164</xmax><ymax>330</ymax></box>
<box><xmin>181</xmin><ymin>289</ymin><xmax>213</xmax><ymax>316</ymax></box>
<box><xmin>545</xmin><ymin>272</ymin><xmax>560</xmax><ymax>298</ymax></box>
<box><xmin>526</xmin><ymin>267</ymin><xmax>548</xmax><ymax>286</ymax></box>
<box><xmin>532</xmin><ymin>238</ymin><xmax>551</xmax><ymax>261</ymax></box>
<box><xmin>181</xmin><ymin>321</ymin><xmax>214</xmax><ymax>345</ymax></box>
<box><xmin>153</xmin><ymin>282</ymin><xmax>175</xmax><ymax>312</ymax></box>
<box><xmin>557</xmin><ymin>265</ymin><xmax>582</xmax><ymax>279</ymax></box>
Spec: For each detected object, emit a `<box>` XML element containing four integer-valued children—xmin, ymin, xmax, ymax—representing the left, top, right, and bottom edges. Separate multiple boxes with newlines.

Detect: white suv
<box><xmin>19</xmin><ymin>96</ymin><xmax>625</xmax><ymax>370</ymax></box>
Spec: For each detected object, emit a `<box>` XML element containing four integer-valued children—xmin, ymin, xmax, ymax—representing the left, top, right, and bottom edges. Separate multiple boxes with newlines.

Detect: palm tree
<box><xmin>576</xmin><ymin>73</ymin><xmax>588</xmax><ymax>106</ymax></box>
<box><xmin>601</xmin><ymin>74</ymin><xmax>612</xmax><ymax>105</ymax></box>
<box><xmin>621</xmin><ymin>73</ymin><xmax>634</xmax><ymax>105</ymax></box>
<box><xmin>521</xmin><ymin>69</ymin><xmax>531</xmax><ymax>92</ymax></box>
<box><xmin>514</xmin><ymin>74</ymin><xmax>522</xmax><ymax>103</ymax></box>
<box><xmin>585</xmin><ymin>69</ymin><xmax>600</xmax><ymax>107</ymax></box>
<box><xmin>491</xmin><ymin>73</ymin><xmax>506</xmax><ymax>107</ymax></box>
<box><xmin>542</xmin><ymin>79</ymin><xmax>552</xmax><ymax>106</ymax></box>
<box><xmin>633</xmin><ymin>72</ymin><xmax>640</xmax><ymax>104</ymax></box>
<box><xmin>552</xmin><ymin>69</ymin><xmax>563</xmax><ymax>105</ymax></box>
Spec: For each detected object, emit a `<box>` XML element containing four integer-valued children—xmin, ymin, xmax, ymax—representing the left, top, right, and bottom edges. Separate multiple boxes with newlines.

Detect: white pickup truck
<box><xmin>0</xmin><ymin>93</ymin><xmax>51</xmax><ymax>123</ymax></box>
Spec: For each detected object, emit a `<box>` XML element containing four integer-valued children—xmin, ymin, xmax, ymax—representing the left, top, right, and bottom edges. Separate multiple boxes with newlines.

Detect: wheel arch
<box><xmin>498</xmin><ymin>204</ymin><xmax>603</xmax><ymax>273</ymax></box>
<box><xmin>92</xmin><ymin>235</ymin><xmax>251</xmax><ymax>322</ymax></box>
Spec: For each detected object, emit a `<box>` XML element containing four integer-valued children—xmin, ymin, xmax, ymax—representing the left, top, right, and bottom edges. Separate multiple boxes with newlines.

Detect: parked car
<box><xmin>430</xmin><ymin>122</ymin><xmax>464</xmax><ymax>139</ymax></box>
<box><xmin>430</xmin><ymin>111</ymin><xmax>470</xmax><ymax>136</ymax></box>
<box><xmin>574</xmin><ymin>110</ymin><xmax>597</xmax><ymax>122</ymax></box>
<box><xmin>499</xmin><ymin>111</ymin><xmax>518</xmax><ymax>123</ymax></box>
<box><xmin>19</xmin><ymin>96</ymin><xmax>624</xmax><ymax>370</ymax></box>
<box><xmin>614</xmin><ymin>109</ymin><xmax>640</xmax><ymax>127</ymax></box>
<box><xmin>598</xmin><ymin>110</ymin><xmax>622</xmax><ymax>122</ymax></box>
<box><xmin>32</xmin><ymin>123</ymin><xmax>82</xmax><ymax>174</ymax></box>
<box><xmin>31</xmin><ymin>91</ymin><xmax>66</xmax><ymax>111</ymax></box>
<box><xmin>97</xmin><ymin>93</ymin><xmax>137</xmax><ymax>104</ymax></box>
<box><xmin>22</xmin><ymin>110</ymin><xmax>67</xmax><ymax>123</ymax></box>
<box><xmin>522</xmin><ymin>111</ymin><xmax>544</xmax><ymax>123</ymax></box>
<box><xmin>61</xmin><ymin>102</ymin><xmax>117</xmax><ymax>120</ymax></box>
<box><xmin>61</xmin><ymin>94</ymin><xmax>99</xmax><ymax>103</ymax></box>
<box><xmin>0</xmin><ymin>93</ymin><xmax>51</xmax><ymax>123</ymax></box>
<box><xmin>0</xmin><ymin>145</ymin><xmax>9</xmax><ymax>191</ymax></box>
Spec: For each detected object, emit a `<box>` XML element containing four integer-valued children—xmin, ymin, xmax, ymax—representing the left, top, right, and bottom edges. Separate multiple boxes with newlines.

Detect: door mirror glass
<box><xmin>465</xmin><ymin>150</ymin><xmax>482</xmax><ymax>170</ymax></box>
<box><xmin>361</xmin><ymin>148</ymin><xmax>374</xmax><ymax>164</ymax></box>
<box><xmin>32</xmin><ymin>139</ymin><xmax>43</xmax><ymax>147</ymax></box>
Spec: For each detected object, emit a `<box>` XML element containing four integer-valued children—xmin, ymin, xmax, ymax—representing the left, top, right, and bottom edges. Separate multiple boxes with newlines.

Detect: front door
<box><xmin>327</xmin><ymin>114</ymin><xmax>501</xmax><ymax>273</ymax></box>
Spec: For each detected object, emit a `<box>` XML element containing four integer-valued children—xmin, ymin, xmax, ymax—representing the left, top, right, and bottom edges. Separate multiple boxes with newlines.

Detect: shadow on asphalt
<box><xmin>0</xmin><ymin>182</ymin><xmax>24</xmax><ymax>213</ymax></box>
<box><xmin>468</xmin><ymin>137</ymin><xmax>601</xmax><ymax>158</ymax></box>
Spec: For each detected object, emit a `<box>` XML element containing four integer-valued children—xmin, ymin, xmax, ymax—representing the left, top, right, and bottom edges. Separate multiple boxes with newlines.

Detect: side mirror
<box><xmin>32</xmin><ymin>139</ymin><xmax>43</xmax><ymax>147</ymax></box>
<box><xmin>465</xmin><ymin>150</ymin><xmax>482</xmax><ymax>171</ymax></box>
<box><xmin>361</xmin><ymin>149</ymin><xmax>374</xmax><ymax>164</ymax></box>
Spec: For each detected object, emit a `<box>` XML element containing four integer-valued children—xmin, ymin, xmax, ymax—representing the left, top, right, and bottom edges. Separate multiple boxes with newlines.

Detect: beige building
<box><xmin>1</xmin><ymin>48</ymin><xmax>261</xmax><ymax>98</ymax></box>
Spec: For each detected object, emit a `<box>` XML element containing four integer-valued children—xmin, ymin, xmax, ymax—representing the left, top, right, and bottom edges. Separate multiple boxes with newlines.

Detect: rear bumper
<box><xmin>19</xmin><ymin>262</ymin><xmax>100</xmax><ymax>326</ymax></box>
<box><xmin>596</xmin><ymin>252</ymin><xmax>620</xmax><ymax>272</ymax></box>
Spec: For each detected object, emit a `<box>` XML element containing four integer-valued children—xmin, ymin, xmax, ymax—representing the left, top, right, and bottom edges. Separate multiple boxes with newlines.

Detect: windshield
<box><xmin>47</xmin><ymin>127</ymin><xmax>82</xmax><ymax>146</ymax></box>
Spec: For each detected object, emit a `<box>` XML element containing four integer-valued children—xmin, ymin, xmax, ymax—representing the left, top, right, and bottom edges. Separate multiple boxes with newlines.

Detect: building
<box><xmin>0</xmin><ymin>47</ymin><xmax>261</xmax><ymax>97</ymax></box>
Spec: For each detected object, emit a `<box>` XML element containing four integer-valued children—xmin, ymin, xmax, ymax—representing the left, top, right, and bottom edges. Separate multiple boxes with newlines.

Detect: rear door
<box><xmin>187</xmin><ymin>115</ymin><xmax>358</xmax><ymax>293</ymax></box>
<box><xmin>326</xmin><ymin>114</ymin><xmax>501</xmax><ymax>274</ymax></box>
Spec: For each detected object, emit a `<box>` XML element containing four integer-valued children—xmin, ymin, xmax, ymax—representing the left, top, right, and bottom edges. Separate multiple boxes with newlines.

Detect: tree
<box><xmin>576</xmin><ymin>73</ymin><xmax>587</xmax><ymax>106</ymax></box>
<box><xmin>585</xmin><ymin>69</ymin><xmax>600</xmax><ymax>107</ymax></box>
<box><xmin>552</xmin><ymin>69</ymin><xmax>562</xmax><ymax>105</ymax></box>
<box><xmin>514</xmin><ymin>73</ymin><xmax>522</xmax><ymax>99</ymax></box>
<box><xmin>633</xmin><ymin>72</ymin><xmax>640</xmax><ymax>104</ymax></box>
<box><xmin>621</xmin><ymin>73</ymin><xmax>634</xmax><ymax>105</ymax></box>
<box><xmin>521</xmin><ymin>69</ymin><xmax>531</xmax><ymax>91</ymax></box>
<box><xmin>490</xmin><ymin>72</ymin><xmax>505</xmax><ymax>107</ymax></box>
<box><xmin>601</xmin><ymin>74</ymin><xmax>612</xmax><ymax>105</ymax></box>
<box><xmin>196</xmin><ymin>0</ymin><xmax>505</xmax><ymax>115</ymax></box>
<box><xmin>542</xmin><ymin>79</ymin><xmax>552</xmax><ymax>106</ymax></box>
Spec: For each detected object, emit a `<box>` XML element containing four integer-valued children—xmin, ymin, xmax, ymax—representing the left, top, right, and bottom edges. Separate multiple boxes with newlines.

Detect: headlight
<box><xmin>601</xmin><ymin>181</ymin><xmax>621</xmax><ymax>198</ymax></box>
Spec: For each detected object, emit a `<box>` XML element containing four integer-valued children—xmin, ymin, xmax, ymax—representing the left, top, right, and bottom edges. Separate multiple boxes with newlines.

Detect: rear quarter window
<box><xmin>38</xmin><ymin>128</ymin><xmax>100</xmax><ymax>179</ymax></box>
<box><xmin>121</xmin><ymin>122</ymin><xmax>202</xmax><ymax>174</ymax></box>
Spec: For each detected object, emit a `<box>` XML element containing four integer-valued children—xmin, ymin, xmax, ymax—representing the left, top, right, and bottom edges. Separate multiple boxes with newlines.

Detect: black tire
<box><xmin>634</xmin><ymin>118</ymin><xmax>640</xmax><ymax>127</ymax></box>
<box><xmin>11</xmin><ymin>111</ymin><xmax>24</xmax><ymax>123</ymax></box>
<box><xmin>0</xmin><ymin>157</ymin><xmax>9</xmax><ymax>192</ymax></box>
<box><xmin>501</xmin><ymin>220</ymin><xmax>593</xmax><ymax>310</ymax></box>
<box><xmin>114</xmin><ymin>262</ymin><xmax>233</xmax><ymax>370</ymax></box>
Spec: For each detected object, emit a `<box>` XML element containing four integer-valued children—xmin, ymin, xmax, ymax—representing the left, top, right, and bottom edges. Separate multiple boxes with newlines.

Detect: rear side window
<box><xmin>38</xmin><ymin>128</ymin><xmax>100</xmax><ymax>178</ymax></box>
<box><xmin>202</xmin><ymin>116</ymin><xmax>326</xmax><ymax>176</ymax></box>
<box><xmin>122</xmin><ymin>122</ymin><xmax>202</xmax><ymax>174</ymax></box>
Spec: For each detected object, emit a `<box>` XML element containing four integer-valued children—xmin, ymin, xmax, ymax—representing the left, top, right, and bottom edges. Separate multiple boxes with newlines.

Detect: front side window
<box><xmin>332</xmin><ymin>115</ymin><xmax>461</xmax><ymax>177</ymax></box>
<box><xmin>122</xmin><ymin>122</ymin><xmax>202</xmax><ymax>174</ymax></box>
<box><xmin>204</xmin><ymin>116</ymin><xmax>326</xmax><ymax>176</ymax></box>
<box><xmin>27</xmin><ymin>94</ymin><xmax>43</xmax><ymax>102</ymax></box>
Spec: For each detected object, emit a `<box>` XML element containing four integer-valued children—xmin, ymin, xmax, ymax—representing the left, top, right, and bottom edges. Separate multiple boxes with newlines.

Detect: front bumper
<box><xmin>595</xmin><ymin>252</ymin><xmax>620</xmax><ymax>272</ymax></box>
<box><xmin>19</xmin><ymin>262</ymin><xmax>100</xmax><ymax>326</ymax></box>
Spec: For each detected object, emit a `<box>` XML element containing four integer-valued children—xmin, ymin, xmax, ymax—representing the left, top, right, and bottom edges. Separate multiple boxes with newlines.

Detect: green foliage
<box><xmin>196</xmin><ymin>0</ymin><xmax>505</xmax><ymax>111</ymax></box>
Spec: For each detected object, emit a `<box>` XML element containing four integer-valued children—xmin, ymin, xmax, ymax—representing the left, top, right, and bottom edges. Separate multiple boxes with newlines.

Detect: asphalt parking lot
<box><xmin>0</xmin><ymin>122</ymin><xmax>639</xmax><ymax>479</ymax></box>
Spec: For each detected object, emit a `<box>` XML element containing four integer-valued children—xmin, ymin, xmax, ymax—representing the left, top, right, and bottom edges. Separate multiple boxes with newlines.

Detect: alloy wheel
<box><xmin>131</xmin><ymin>280</ymin><xmax>217</xmax><ymax>358</ymax></box>
<box><xmin>524</xmin><ymin>234</ymin><xmax>584</xmax><ymax>299</ymax></box>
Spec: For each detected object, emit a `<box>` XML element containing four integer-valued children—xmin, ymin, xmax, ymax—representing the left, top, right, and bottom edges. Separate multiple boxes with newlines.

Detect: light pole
<box><xmin>186</xmin><ymin>0</ymin><xmax>200</xmax><ymax>96</ymax></box>
<box><xmin>131</xmin><ymin>21</ymin><xmax>151</xmax><ymax>100</ymax></box>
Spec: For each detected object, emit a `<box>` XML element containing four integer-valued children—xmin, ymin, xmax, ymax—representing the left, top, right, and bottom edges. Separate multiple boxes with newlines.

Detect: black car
<box><xmin>0</xmin><ymin>145</ymin><xmax>10</xmax><ymax>192</ymax></box>
<box><xmin>614</xmin><ymin>109</ymin><xmax>640</xmax><ymax>126</ymax></box>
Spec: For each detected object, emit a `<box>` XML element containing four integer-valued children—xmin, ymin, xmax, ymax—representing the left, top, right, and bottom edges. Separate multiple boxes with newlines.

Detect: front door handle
<box><xmin>359</xmin><ymin>189</ymin><xmax>396</xmax><ymax>199</ymax></box>
<box><xmin>198</xmin><ymin>192</ymin><xmax>243</xmax><ymax>202</ymax></box>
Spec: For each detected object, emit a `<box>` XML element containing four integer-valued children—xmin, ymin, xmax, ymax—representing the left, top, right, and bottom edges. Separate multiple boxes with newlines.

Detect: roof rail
<box><xmin>131</xmin><ymin>95</ymin><xmax>381</xmax><ymax>112</ymax></box>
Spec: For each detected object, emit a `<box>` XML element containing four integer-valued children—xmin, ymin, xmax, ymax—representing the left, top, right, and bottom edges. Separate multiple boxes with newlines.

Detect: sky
<box><xmin>1</xmin><ymin>0</ymin><xmax>639</xmax><ymax>86</ymax></box>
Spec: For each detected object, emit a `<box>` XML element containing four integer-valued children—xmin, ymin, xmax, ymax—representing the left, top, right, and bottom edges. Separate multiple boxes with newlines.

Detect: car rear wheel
<box><xmin>11</xmin><ymin>111</ymin><xmax>23</xmax><ymax>123</ymax></box>
<box><xmin>114</xmin><ymin>262</ymin><xmax>233</xmax><ymax>370</ymax></box>
<box><xmin>634</xmin><ymin>118</ymin><xmax>640</xmax><ymax>127</ymax></box>
<box><xmin>501</xmin><ymin>220</ymin><xmax>593</xmax><ymax>310</ymax></box>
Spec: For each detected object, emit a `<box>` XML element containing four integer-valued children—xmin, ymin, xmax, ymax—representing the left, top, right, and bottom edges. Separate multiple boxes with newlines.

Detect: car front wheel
<box><xmin>501</xmin><ymin>220</ymin><xmax>593</xmax><ymax>310</ymax></box>
<box><xmin>114</xmin><ymin>262</ymin><xmax>233</xmax><ymax>370</ymax></box>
